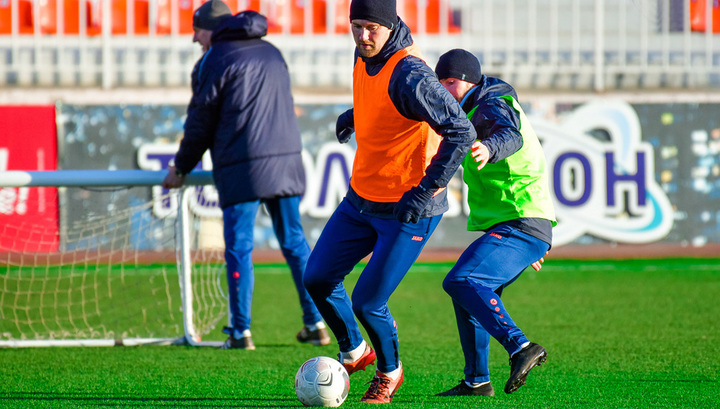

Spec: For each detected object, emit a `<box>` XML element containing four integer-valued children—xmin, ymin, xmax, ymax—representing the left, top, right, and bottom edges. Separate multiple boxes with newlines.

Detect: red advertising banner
<box><xmin>0</xmin><ymin>106</ymin><xmax>58</xmax><ymax>252</ymax></box>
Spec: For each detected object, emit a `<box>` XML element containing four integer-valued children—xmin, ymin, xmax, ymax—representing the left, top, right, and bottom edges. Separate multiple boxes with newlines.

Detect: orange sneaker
<box><xmin>341</xmin><ymin>344</ymin><xmax>377</xmax><ymax>375</ymax></box>
<box><xmin>360</xmin><ymin>364</ymin><xmax>404</xmax><ymax>404</ymax></box>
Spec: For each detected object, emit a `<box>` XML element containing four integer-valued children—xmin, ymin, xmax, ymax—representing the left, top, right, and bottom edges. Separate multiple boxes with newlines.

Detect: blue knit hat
<box><xmin>435</xmin><ymin>49</ymin><xmax>482</xmax><ymax>84</ymax></box>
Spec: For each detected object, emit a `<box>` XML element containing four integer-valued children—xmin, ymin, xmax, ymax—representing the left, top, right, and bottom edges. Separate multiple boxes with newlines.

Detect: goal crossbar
<box><xmin>0</xmin><ymin>170</ymin><xmax>213</xmax><ymax>187</ymax></box>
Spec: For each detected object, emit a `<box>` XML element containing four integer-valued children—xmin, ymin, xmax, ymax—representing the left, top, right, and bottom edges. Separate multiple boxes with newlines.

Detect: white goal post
<box><xmin>0</xmin><ymin>170</ymin><xmax>227</xmax><ymax>347</ymax></box>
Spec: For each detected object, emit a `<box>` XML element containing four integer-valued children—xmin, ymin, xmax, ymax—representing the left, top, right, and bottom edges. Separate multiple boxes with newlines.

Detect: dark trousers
<box><xmin>304</xmin><ymin>198</ymin><xmax>442</xmax><ymax>373</ymax></box>
<box><xmin>443</xmin><ymin>224</ymin><xmax>550</xmax><ymax>384</ymax></box>
<box><xmin>223</xmin><ymin>195</ymin><xmax>322</xmax><ymax>332</ymax></box>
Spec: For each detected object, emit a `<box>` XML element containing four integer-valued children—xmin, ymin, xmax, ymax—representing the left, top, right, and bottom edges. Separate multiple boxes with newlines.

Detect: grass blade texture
<box><xmin>1</xmin><ymin>259</ymin><xmax>718</xmax><ymax>408</ymax></box>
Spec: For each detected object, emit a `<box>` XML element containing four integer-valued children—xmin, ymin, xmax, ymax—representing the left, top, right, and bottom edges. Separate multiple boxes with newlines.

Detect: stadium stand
<box><xmin>111</xmin><ymin>0</ymin><xmax>150</xmax><ymax>35</ymax></box>
<box><xmin>400</xmin><ymin>0</ymin><xmax>460</xmax><ymax>34</ymax></box>
<box><xmin>39</xmin><ymin>0</ymin><xmax>102</xmax><ymax>35</ymax></box>
<box><xmin>0</xmin><ymin>0</ymin><xmax>33</xmax><ymax>34</ymax></box>
<box><xmin>0</xmin><ymin>0</ymin><xmax>717</xmax><ymax>91</ymax></box>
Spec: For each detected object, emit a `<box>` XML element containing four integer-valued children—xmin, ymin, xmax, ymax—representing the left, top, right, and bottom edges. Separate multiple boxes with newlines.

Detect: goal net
<box><xmin>0</xmin><ymin>171</ymin><xmax>227</xmax><ymax>347</ymax></box>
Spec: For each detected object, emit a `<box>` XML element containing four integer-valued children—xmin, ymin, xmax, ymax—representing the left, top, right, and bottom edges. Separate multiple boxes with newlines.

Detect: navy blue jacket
<box><xmin>175</xmin><ymin>11</ymin><xmax>305</xmax><ymax>208</ymax></box>
<box><xmin>461</xmin><ymin>75</ymin><xmax>523</xmax><ymax>162</ymax></box>
<box><xmin>342</xmin><ymin>18</ymin><xmax>476</xmax><ymax>218</ymax></box>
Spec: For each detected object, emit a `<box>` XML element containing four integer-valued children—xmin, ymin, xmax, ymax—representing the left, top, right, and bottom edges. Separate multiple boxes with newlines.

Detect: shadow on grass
<box><xmin>0</xmin><ymin>392</ymin><xmax>302</xmax><ymax>408</ymax></box>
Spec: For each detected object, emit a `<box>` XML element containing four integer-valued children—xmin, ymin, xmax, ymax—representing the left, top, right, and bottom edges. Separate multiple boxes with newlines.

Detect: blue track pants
<box><xmin>442</xmin><ymin>224</ymin><xmax>550</xmax><ymax>384</ymax></box>
<box><xmin>304</xmin><ymin>199</ymin><xmax>442</xmax><ymax>373</ymax></box>
<box><xmin>223</xmin><ymin>195</ymin><xmax>323</xmax><ymax>332</ymax></box>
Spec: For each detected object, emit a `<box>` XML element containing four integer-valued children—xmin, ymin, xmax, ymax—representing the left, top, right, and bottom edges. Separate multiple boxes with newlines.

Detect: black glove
<box><xmin>336</xmin><ymin>109</ymin><xmax>354</xmax><ymax>144</ymax></box>
<box><xmin>394</xmin><ymin>184</ymin><xmax>435</xmax><ymax>224</ymax></box>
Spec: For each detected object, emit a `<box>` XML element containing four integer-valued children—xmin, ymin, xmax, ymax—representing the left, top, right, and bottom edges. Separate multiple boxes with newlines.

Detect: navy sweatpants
<box><xmin>304</xmin><ymin>198</ymin><xmax>442</xmax><ymax>373</ymax></box>
<box><xmin>442</xmin><ymin>224</ymin><xmax>550</xmax><ymax>384</ymax></box>
<box><xmin>223</xmin><ymin>195</ymin><xmax>323</xmax><ymax>332</ymax></box>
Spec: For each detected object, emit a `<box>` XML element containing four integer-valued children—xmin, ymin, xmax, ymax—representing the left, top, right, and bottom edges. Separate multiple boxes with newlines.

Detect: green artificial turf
<box><xmin>1</xmin><ymin>258</ymin><xmax>718</xmax><ymax>408</ymax></box>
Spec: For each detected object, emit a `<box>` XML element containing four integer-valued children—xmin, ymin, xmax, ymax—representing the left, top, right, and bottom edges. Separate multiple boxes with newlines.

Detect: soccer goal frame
<box><xmin>0</xmin><ymin>170</ymin><xmax>226</xmax><ymax>348</ymax></box>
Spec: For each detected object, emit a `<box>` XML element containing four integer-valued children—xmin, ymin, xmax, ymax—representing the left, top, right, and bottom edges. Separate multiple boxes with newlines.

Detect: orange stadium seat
<box><xmin>156</xmin><ymin>0</ymin><xmax>198</xmax><ymax>34</ymax></box>
<box><xmin>262</xmin><ymin>0</ymin><xmax>302</xmax><ymax>34</ymax></box>
<box><xmin>111</xmin><ymin>0</ymin><xmax>150</xmax><ymax>35</ymax></box>
<box><xmin>333</xmin><ymin>0</ymin><xmax>350</xmax><ymax>33</ymax></box>
<box><xmin>0</xmin><ymin>0</ymin><xmax>35</xmax><ymax>34</ymax></box>
<box><xmin>106</xmin><ymin>0</ymin><xmax>354</xmax><ymax>37</ymax></box>
<box><xmin>236</xmin><ymin>0</ymin><xmax>332</xmax><ymax>35</ymax></box>
<box><xmin>690</xmin><ymin>0</ymin><xmax>720</xmax><ymax>33</ymax></box>
<box><xmin>40</xmin><ymin>0</ymin><xmax>101</xmax><ymax>36</ymax></box>
<box><xmin>401</xmin><ymin>0</ymin><xmax>460</xmax><ymax>34</ymax></box>
<box><xmin>313</xmin><ymin>0</ymin><xmax>350</xmax><ymax>34</ymax></box>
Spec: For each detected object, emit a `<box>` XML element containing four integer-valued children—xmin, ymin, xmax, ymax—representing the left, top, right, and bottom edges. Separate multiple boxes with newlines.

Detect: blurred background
<box><xmin>1</xmin><ymin>0</ymin><xmax>719</xmax><ymax>257</ymax></box>
<box><xmin>0</xmin><ymin>0</ymin><xmax>718</xmax><ymax>90</ymax></box>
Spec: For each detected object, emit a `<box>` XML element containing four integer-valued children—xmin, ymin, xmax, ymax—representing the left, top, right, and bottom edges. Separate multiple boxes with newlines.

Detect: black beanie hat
<box><xmin>435</xmin><ymin>49</ymin><xmax>482</xmax><ymax>84</ymax></box>
<box><xmin>193</xmin><ymin>0</ymin><xmax>232</xmax><ymax>31</ymax></box>
<box><xmin>350</xmin><ymin>0</ymin><xmax>397</xmax><ymax>29</ymax></box>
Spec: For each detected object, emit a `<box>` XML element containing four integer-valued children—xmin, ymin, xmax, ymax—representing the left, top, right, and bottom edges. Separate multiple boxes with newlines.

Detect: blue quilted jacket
<box><xmin>175</xmin><ymin>11</ymin><xmax>305</xmax><ymax>208</ymax></box>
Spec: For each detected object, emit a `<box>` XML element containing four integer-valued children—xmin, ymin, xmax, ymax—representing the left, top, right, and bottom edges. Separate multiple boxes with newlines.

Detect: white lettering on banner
<box><xmin>0</xmin><ymin>187</ymin><xmax>17</xmax><ymax>215</ymax></box>
<box><xmin>534</xmin><ymin>100</ymin><xmax>673</xmax><ymax>245</ymax></box>
<box><xmin>137</xmin><ymin>100</ymin><xmax>673</xmax><ymax>246</ymax></box>
<box><xmin>137</xmin><ymin>144</ymin><xmax>355</xmax><ymax>219</ymax></box>
<box><xmin>0</xmin><ymin>148</ymin><xmax>7</xmax><ymax>170</ymax></box>
<box><xmin>301</xmin><ymin>144</ymin><xmax>355</xmax><ymax>218</ymax></box>
<box><xmin>137</xmin><ymin>144</ymin><xmax>219</xmax><ymax>218</ymax></box>
<box><xmin>0</xmin><ymin>148</ymin><xmax>29</xmax><ymax>215</ymax></box>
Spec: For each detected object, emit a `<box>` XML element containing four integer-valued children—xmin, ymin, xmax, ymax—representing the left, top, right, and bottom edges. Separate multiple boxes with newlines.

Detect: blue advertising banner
<box><xmin>56</xmin><ymin>99</ymin><xmax>720</xmax><ymax>250</ymax></box>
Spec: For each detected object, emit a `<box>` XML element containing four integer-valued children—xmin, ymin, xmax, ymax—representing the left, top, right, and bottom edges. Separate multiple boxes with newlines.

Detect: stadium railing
<box><xmin>1</xmin><ymin>0</ymin><xmax>717</xmax><ymax>91</ymax></box>
<box><xmin>0</xmin><ymin>169</ymin><xmax>229</xmax><ymax>347</ymax></box>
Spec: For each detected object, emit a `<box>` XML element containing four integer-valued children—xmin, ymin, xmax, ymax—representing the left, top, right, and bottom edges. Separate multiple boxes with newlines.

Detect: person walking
<box><xmin>163</xmin><ymin>1</ymin><xmax>328</xmax><ymax>350</ymax></box>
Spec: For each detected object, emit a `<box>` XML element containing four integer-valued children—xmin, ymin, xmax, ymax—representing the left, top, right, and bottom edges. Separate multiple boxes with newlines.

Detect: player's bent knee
<box><xmin>302</xmin><ymin>272</ymin><xmax>322</xmax><ymax>294</ymax></box>
<box><xmin>442</xmin><ymin>274</ymin><xmax>463</xmax><ymax>297</ymax></box>
<box><xmin>302</xmin><ymin>266</ymin><xmax>324</xmax><ymax>293</ymax></box>
<box><xmin>350</xmin><ymin>299</ymin><xmax>378</xmax><ymax>321</ymax></box>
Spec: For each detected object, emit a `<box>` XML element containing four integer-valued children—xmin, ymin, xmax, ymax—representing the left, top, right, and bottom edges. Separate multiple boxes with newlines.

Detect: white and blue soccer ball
<box><xmin>294</xmin><ymin>356</ymin><xmax>350</xmax><ymax>407</ymax></box>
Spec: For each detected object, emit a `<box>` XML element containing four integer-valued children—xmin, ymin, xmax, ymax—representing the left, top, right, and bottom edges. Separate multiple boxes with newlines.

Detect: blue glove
<box><xmin>336</xmin><ymin>109</ymin><xmax>354</xmax><ymax>144</ymax></box>
<box><xmin>394</xmin><ymin>184</ymin><xmax>435</xmax><ymax>224</ymax></box>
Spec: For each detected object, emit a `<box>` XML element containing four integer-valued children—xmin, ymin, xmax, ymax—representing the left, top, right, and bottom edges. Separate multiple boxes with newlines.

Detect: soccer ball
<box><xmin>294</xmin><ymin>356</ymin><xmax>350</xmax><ymax>407</ymax></box>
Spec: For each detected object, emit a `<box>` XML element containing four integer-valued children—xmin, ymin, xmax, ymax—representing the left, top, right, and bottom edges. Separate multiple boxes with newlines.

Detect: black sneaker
<box><xmin>505</xmin><ymin>343</ymin><xmax>547</xmax><ymax>394</ymax></box>
<box><xmin>296</xmin><ymin>325</ymin><xmax>331</xmax><ymax>346</ymax></box>
<box><xmin>436</xmin><ymin>380</ymin><xmax>495</xmax><ymax>397</ymax></box>
<box><xmin>220</xmin><ymin>326</ymin><xmax>256</xmax><ymax>350</ymax></box>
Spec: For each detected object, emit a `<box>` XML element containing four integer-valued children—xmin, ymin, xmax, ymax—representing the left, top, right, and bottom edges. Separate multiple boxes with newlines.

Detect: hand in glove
<box><xmin>394</xmin><ymin>184</ymin><xmax>435</xmax><ymax>224</ymax></box>
<box><xmin>336</xmin><ymin>109</ymin><xmax>355</xmax><ymax>144</ymax></box>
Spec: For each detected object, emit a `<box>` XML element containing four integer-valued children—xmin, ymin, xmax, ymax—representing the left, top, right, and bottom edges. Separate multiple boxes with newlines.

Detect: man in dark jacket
<box><xmin>162</xmin><ymin>0</ymin><xmax>328</xmax><ymax>350</ymax></box>
<box><xmin>302</xmin><ymin>0</ymin><xmax>476</xmax><ymax>403</ymax></box>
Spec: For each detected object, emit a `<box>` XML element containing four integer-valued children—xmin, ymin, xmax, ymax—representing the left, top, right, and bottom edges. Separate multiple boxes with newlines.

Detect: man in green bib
<box><xmin>434</xmin><ymin>49</ymin><xmax>556</xmax><ymax>397</ymax></box>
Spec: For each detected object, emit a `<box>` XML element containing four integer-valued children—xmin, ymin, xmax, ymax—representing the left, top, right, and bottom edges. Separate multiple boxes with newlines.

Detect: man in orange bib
<box><xmin>303</xmin><ymin>0</ymin><xmax>476</xmax><ymax>403</ymax></box>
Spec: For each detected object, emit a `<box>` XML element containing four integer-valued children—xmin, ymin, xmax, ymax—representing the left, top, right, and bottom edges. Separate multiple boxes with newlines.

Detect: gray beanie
<box><xmin>193</xmin><ymin>0</ymin><xmax>232</xmax><ymax>31</ymax></box>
